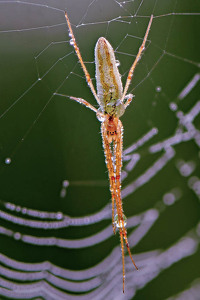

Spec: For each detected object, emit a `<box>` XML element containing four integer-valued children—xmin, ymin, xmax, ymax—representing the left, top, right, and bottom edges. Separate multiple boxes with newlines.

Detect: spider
<box><xmin>57</xmin><ymin>11</ymin><xmax>153</xmax><ymax>293</ymax></box>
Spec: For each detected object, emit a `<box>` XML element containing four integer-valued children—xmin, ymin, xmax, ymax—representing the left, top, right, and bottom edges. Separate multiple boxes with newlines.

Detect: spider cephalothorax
<box><xmin>105</xmin><ymin>115</ymin><xmax>119</xmax><ymax>143</ymax></box>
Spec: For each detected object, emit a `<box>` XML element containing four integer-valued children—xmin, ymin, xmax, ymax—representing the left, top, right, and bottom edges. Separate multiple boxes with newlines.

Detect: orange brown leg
<box><xmin>114</xmin><ymin>119</ymin><xmax>138</xmax><ymax>292</ymax></box>
<box><xmin>101</xmin><ymin>121</ymin><xmax>118</xmax><ymax>234</ymax></box>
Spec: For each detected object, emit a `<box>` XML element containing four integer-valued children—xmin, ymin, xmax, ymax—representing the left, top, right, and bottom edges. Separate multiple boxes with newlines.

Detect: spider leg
<box><xmin>101</xmin><ymin>121</ymin><xmax>121</xmax><ymax>234</ymax></box>
<box><xmin>54</xmin><ymin>93</ymin><xmax>105</xmax><ymax>117</ymax></box>
<box><xmin>119</xmin><ymin>227</ymin><xmax>125</xmax><ymax>293</ymax></box>
<box><xmin>114</xmin><ymin>119</ymin><xmax>138</xmax><ymax>292</ymax></box>
<box><xmin>69</xmin><ymin>96</ymin><xmax>98</xmax><ymax>113</ymax></box>
<box><xmin>124</xmin><ymin>94</ymin><xmax>134</xmax><ymax>109</ymax></box>
<box><xmin>112</xmin><ymin>119</ymin><xmax>126</xmax><ymax>292</ymax></box>
<box><xmin>121</xmin><ymin>14</ymin><xmax>153</xmax><ymax>103</ymax></box>
<box><xmin>65</xmin><ymin>11</ymin><xmax>101</xmax><ymax>107</ymax></box>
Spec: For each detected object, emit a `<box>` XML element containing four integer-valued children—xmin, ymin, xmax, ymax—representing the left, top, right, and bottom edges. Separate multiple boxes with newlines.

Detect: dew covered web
<box><xmin>0</xmin><ymin>0</ymin><xmax>200</xmax><ymax>299</ymax></box>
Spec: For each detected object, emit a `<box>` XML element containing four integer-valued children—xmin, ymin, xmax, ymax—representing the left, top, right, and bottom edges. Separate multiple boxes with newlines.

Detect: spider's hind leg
<box><xmin>101</xmin><ymin>121</ymin><xmax>118</xmax><ymax>234</ymax></box>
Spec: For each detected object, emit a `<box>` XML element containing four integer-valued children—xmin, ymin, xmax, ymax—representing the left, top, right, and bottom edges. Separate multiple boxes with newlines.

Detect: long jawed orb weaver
<box><xmin>60</xmin><ymin>11</ymin><xmax>153</xmax><ymax>293</ymax></box>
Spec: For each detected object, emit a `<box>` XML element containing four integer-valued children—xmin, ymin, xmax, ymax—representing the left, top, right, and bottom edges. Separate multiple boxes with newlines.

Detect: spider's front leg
<box><xmin>54</xmin><ymin>93</ymin><xmax>106</xmax><ymax>118</ymax></box>
<box><xmin>124</xmin><ymin>93</ymin><xmax>134</xmax><ymax>109</ymax></box>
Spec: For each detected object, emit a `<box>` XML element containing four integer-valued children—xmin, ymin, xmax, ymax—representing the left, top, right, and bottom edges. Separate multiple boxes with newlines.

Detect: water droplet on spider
<box><xmin>116</xmin><ymin>60</ymin><xmax>120</xmax><ymax>67</ymax></box>
<box><xmin>69</xmin><ymin>33</ymin><xmax>72</xmax><ymax>37</ymax></box>
<box><xmin>70</xmin><ymin>39</ymin><xmax>74</xmax><ymax>45</ymax></box>
<box><xmin>156</xmin><ymin>86</ymin><xmax>162</xmax><ymax>92</ymax></box>
<box><xmin>5</xmin><ymin>158</ymin><xmax>11</xmax><ymax>164</ymax></box>
<box><xmin>114</xmin><ymin>214</ymin><xmax>127</xmax><ymax>228</ymax></box>
<box><xmin>96</xmin><ymin>112</ymin><xmax>105</xmax><ymax>122</ymax></box>
<box><xmin>116</xmin><ymin>99</ymin><xmax>122</xmax><ymax>107</ymax></box>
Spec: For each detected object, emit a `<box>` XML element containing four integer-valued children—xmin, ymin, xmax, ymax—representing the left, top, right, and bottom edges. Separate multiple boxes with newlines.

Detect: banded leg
<box><xmin>70</xmin><ymin>96</ymin><xmax>98</xmax><ymax>113</ymax></box>
<box><xmin>124</xmin><ymin>94</ymin><xmax>134</xmax><ymax>109</ymax></box>
<box><xmin>101</xmin><ymin>121</ymin><xmax>120</xmax><ymax>234</ymax></box>
<box><xmin>121</xmin><ymin>15</ymin><xmax>153</xmax><ymax>103</ymax></box>
<box><xmin>114</xmin><ymin>120</ymin><xmax>138</xmax><ymax>292</ymax></box>
<box><xmin>54</xmin><ymin>93</ymin><xmax>105</xmax><ymax>117</ymax></box>
<box><xmin>112</xmin><ymin>119</ymin><xmax>126</xmax><ymax>292</ymax></box>
<box><xmin>65</xmin><ymin>11</ymin><xmax>101</xmax><ymax>106</ymax></box>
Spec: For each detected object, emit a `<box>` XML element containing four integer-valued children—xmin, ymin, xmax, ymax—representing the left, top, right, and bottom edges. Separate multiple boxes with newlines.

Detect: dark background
<box><xmin>0</xmin><ymin>0</ymin><xmax>200</xmax><ymax>299</ymax></box>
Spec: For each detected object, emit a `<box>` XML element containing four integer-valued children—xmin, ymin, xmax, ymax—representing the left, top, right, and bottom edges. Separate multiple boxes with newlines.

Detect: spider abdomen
<box><xmin>95</xmin><ymin>37</ymin><xmax>125</xmax><ymax>117</ymax></box>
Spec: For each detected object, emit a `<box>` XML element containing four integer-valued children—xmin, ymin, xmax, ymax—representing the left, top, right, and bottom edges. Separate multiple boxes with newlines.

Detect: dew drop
<box><xmin>14</xmin><ymin>232</ymin><xmax>21</xmax><ymax>240</ymax></box>
<box><xmin>152</xmin><ymin>127</ymin><xmax>158</xmax><ymax>134</ymax></box>
<box><xmin>163</xmin><ymin>193</ymin><xmax>176</xmax><ymax>205</ymax></box>
<box><xmin>156</xmin><ymin>86</ymin><xmax>162</xmax><ymax>92</ymax></box>
<box><xmin>96</xmin><ymin>111</ymin><xmax>105</xmax><ymax>122</ymax></box>
<box><xmin>169</xmin><ymin>102</ymin><xmax>178</xmax><ymax>111</ymax></box>
<box><xmin>5</xmin><ymin>158</ymin><xmax>11</xmax><ymax>164</ymax></box>
<box><xmin>63</xmin><ymin>180</ymin><xmax>69</xmax><ymax>188</ymax></box>
<box><xmin>177</xmin><ymin>160</ymin><xmax>195</xmax><ymax>177</ymax></box>
<box><xmin>116</xmin><ymin>60</ymin><xmax>120</xmax><ymax>67</ymax></box>
<box><xmin>193</xmin><ymin>180</ymin><xmax>200</xmax><ymax>195</ymax></box>
<box><xmin>60</xmin><ymin>188</ymin><xmax>66</xmax><ymax>198</ymax></box>
<box><xmin>22</xmin><ymin>208</ymin><xmax>27</xmax><ymax>214</ymax></box>
<box><xmin>16</xmin><ymin>206</ymin><xmax>21</xmax><ymax>212</ymax></box>
<box><xmin>6</xmin><ymin>202</ymin><xmax>15</xmax><ymax>210</ymax></box>
<box><xmin>114</xmin><ymin>214</ymin><xmax>127</xmax><ymax>228</ymax></box>
<box><xmin>56</xmin><ymin>212</ymin><xmax>63</xmax><ymax>220</ymax></box>
<box><xmin>60</xmin><ymin>180</ymin><xmax>69</xmax><ymax>198</ymax></box>
<box><xmin>70</xmin><ymin>39</ymin><xmax>74</xmax><ymax>45</ymax></box>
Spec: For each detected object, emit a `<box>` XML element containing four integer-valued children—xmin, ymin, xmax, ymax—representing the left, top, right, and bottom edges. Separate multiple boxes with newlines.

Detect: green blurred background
<box><xmin>0</xmin><ymin>0</ymin><xmax>200</xmax><ymax>299</ymax></box>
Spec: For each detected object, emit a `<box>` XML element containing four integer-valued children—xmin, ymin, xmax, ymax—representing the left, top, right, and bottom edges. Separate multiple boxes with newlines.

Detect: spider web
<box><xmin>0</xmin><ymin>0</ymin><xmax>200</xmax><ymax>299</ymax></box>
